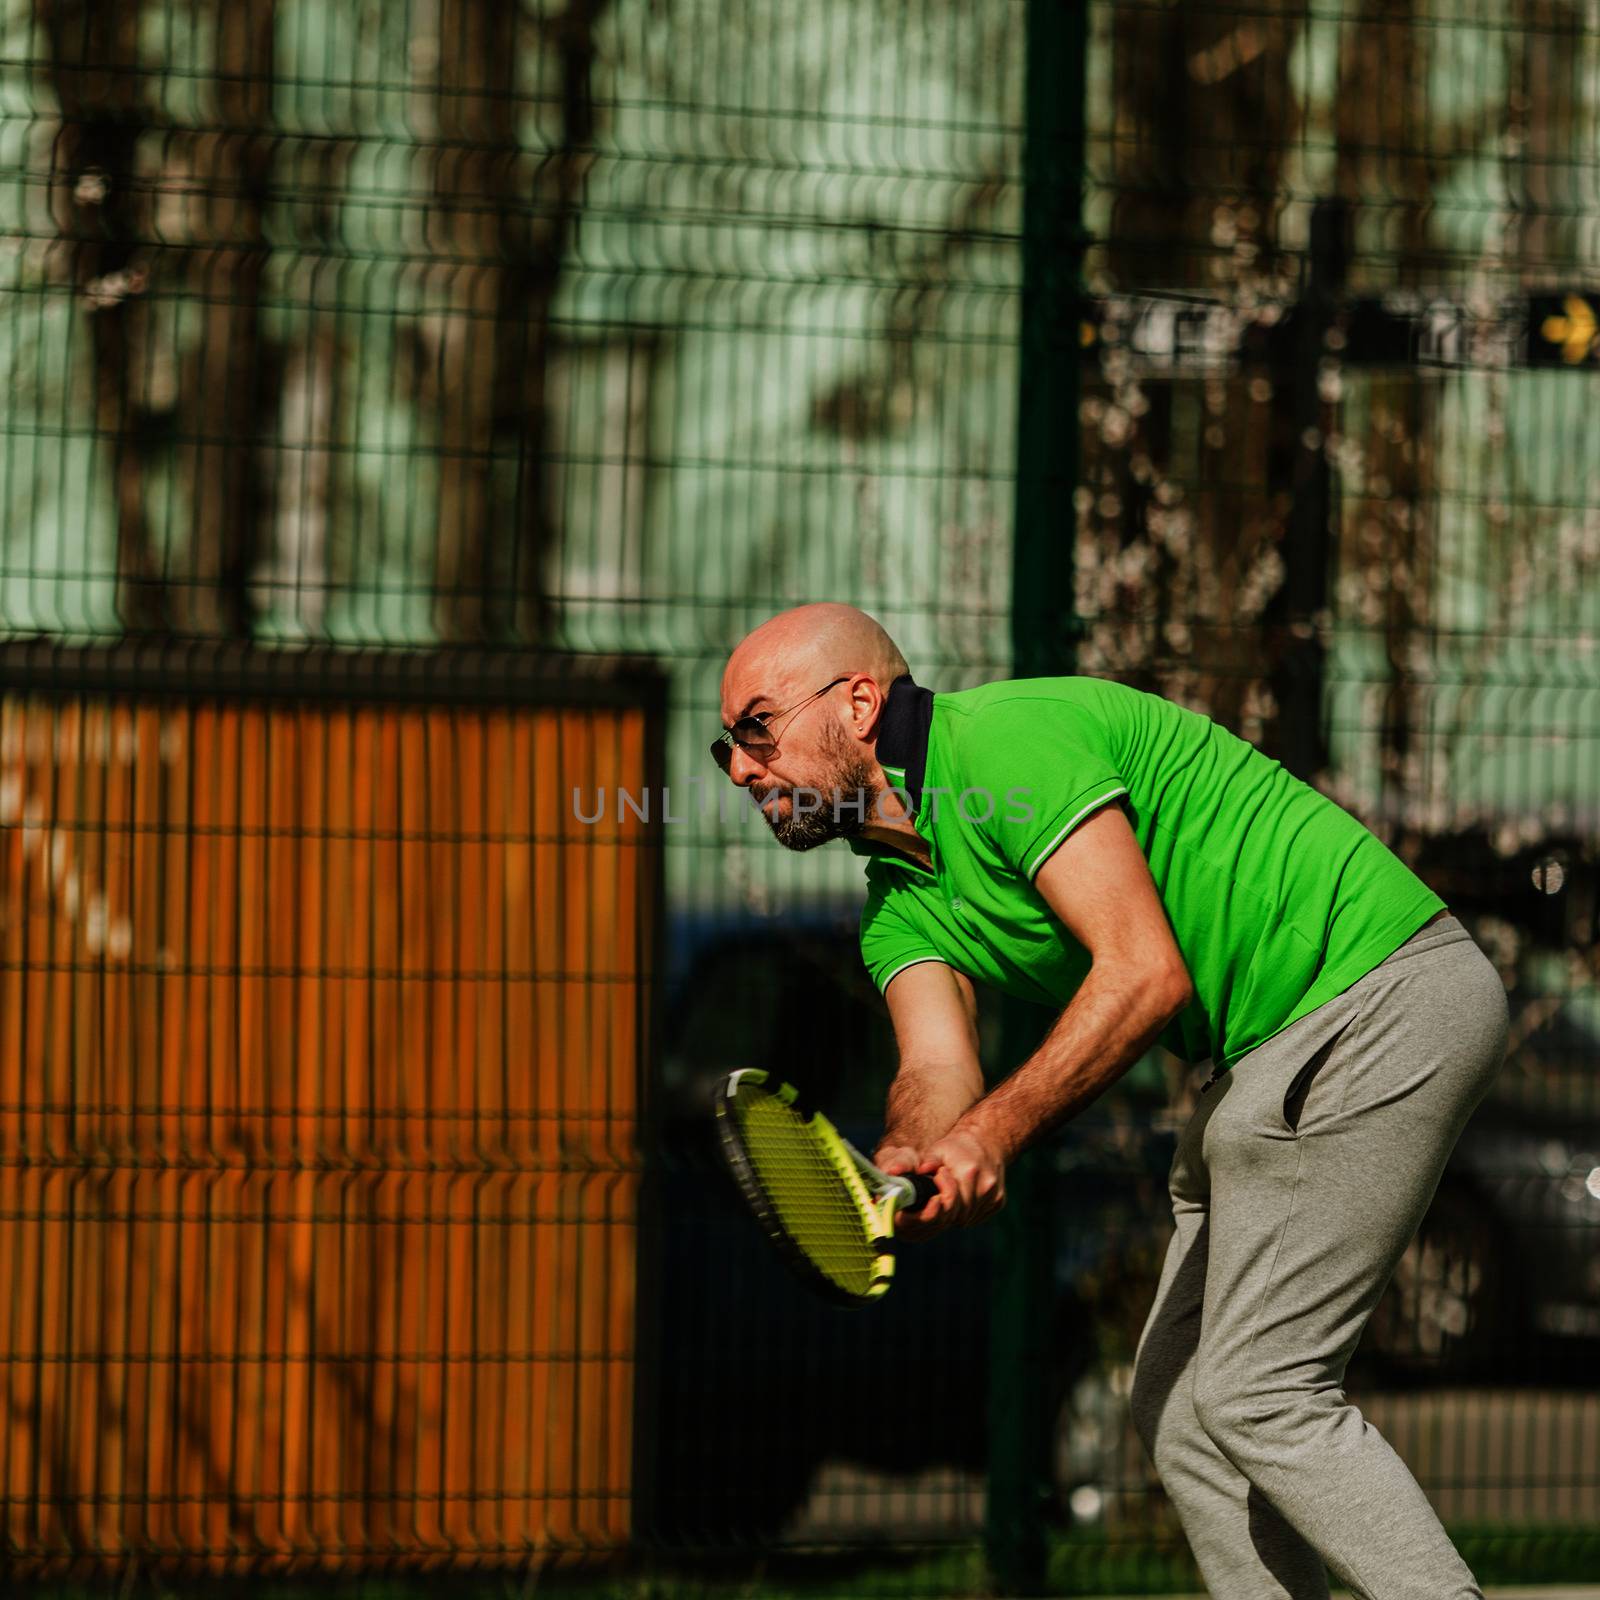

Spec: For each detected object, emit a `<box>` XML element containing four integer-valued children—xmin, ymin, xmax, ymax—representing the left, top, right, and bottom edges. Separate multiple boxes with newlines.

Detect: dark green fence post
<box><xmin>1009</xmin><ymin>0</ymin><xmax>1087</xmax><ymax>688</ymax></box>
<box><xmin>986</xmin><ymin>1002</ymin><xmax>1060</xmax><ymax>1596</ymax></box>
<box><xmin>988</xmin><ymin>0</ymin><xmax>1087</xmax><ymax>1593</ymax></box>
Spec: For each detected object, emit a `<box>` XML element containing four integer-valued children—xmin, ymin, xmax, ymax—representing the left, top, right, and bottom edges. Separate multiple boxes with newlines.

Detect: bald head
<box><xmin>722</xmin><ymin>603</ymin><xmax>908</xmax><ymax>717</ymax></box>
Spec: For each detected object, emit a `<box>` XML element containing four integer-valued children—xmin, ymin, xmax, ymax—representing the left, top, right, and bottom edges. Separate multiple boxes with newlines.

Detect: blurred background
<box><xmin>0</xmin><ymin>0</ymin><xmax>1597</xmax><ymax>1594</ymax></box>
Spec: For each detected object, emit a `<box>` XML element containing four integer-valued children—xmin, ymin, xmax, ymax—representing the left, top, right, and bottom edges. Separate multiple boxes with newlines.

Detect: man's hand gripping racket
<box><xmin>713</xmin><ymin>1068</ymin><xmax>940</xmax><ymax>1305</ymax></box>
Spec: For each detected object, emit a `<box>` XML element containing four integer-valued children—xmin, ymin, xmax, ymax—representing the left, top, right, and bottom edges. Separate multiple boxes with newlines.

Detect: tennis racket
<box><xmin>713</xmin><ymin>1067</ymin><xmax>939</xmax><ymax>1306</ymax></box>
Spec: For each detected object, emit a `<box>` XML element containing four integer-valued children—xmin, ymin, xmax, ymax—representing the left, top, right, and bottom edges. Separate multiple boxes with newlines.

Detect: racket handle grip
<box><xmin>892</xmin><ymin>1173</ymin><xmax>940</xmax><ymax>1214</ymax></box>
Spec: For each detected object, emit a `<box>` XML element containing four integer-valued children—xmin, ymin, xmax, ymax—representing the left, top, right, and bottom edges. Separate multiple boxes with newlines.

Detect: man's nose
<box><xmin>725</xmin><ymin>744</ymin><xmax>767</xmax><ymax>786</ymax></box>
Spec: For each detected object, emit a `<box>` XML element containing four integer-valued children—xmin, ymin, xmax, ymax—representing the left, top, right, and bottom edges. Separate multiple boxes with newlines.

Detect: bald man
<box><xmin>714</xmin><ymin>603</ymin><xmax>1509</xmax><ymax>1600</ymax></box>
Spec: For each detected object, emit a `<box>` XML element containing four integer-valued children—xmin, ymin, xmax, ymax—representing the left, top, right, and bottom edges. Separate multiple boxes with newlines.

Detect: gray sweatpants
<box><xmin>1129</xmin><ymin>912</ymin><xmax>1510</xmax><ymax>1599</ymax></box>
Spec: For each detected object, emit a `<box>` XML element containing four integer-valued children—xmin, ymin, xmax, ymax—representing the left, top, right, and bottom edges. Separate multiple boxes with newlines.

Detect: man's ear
<box><xmin>850</xmin><ymin>673</ymin><xmax>888</xmax><ymax>741</ymax></box>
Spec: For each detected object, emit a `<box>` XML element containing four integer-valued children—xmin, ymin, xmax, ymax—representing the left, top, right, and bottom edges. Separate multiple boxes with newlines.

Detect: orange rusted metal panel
<box><xmin>0</xmin><ymin>665</ymin><xmax>657</xmax><ymax>1578</ymax></box>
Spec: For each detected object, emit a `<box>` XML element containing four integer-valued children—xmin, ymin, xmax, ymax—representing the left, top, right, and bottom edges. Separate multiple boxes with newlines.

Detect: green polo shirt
<box><xmin>851</xmin><ymin>674</ymin><xmax>1446</xmax><ymax>1073</ymax></box>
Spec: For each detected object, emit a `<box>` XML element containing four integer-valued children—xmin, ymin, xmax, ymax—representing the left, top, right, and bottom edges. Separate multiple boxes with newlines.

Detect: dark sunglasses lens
<box><xmin>712</xmin><ymin>720</ymin><xmax>775</xmax><ymax>771</ymax></box>
<box><xmin>735</xmin><ymin>720</ymin><xmax>776</xmax><ymax>758</ymax></box>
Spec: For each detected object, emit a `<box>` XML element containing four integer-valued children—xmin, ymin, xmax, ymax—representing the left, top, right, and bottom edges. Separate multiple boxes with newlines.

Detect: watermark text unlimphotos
<box><xmin>571</xmin><ymin>778</ymin><xmax>1037</xmax><ymax>826</ymax></box>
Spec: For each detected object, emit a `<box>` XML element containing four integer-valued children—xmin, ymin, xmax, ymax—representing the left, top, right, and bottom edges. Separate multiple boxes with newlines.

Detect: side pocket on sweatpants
<box><xmin>1282</xmin><ymin>1007</ymin><xmax>1363</xmax><ymax>1134</ymax></box>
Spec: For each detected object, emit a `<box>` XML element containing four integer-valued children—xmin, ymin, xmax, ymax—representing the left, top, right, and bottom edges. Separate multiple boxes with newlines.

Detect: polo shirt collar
<box><xmin>845</xmin><ymin>672</ymin><xmax>934</xmax><ymax>868</ymax></box>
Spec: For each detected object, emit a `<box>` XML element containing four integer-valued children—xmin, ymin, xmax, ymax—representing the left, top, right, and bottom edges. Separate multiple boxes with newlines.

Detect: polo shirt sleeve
<box><xmin>954</xmin><ymin>697</ymin><xmax>1131</xmax><ymax>882</ymax></box>
<box><xmin>858</xmin><ymin>866</ymin><xmax>947</xmax><ymax>996</ymax></box>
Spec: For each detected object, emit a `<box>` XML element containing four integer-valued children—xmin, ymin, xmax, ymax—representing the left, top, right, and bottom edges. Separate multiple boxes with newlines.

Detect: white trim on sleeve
<box><xmin>1023</xmin><ymin>786</ymin><xmax>1129</xmax><ymax>880</ymax></box>
<box><xmin>876</xmin><ymin>956</ymin><xmax>946</xmax><ymax>995</ymax></box>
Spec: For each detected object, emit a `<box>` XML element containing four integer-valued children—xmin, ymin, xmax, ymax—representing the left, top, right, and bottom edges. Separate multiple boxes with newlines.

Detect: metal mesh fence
<box><xmin>0</xmin><ymin>0</ymin><xmax>1596</xmax><ymax>1592</ymax></box>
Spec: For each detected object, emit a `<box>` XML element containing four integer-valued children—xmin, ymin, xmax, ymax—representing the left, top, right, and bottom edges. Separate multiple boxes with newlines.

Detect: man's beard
<box><xmin>752</xmin><ymin>720</ymin><xmax>877</xmax><ymax>852</ymax></box>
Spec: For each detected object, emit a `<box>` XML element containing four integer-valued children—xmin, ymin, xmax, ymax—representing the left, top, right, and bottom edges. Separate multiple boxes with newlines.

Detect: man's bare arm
<box><xmin>944</xmin><ymin>959</ymin><xmax>1186</xmax><ymax>1164</ymax></box>
<box><xmin>919</xmin><ymin>802</ymin><xmax>1194</xmax><ymax>1222</ymax></box>
<box><xmin>872</xmin><ymin>962</ymin><xmax>983</xmax><ymax>1153</ymax></box>
<box><xmin>870</xmin><ymin>961</ymin><xmax>986</xmax><ymax>1238</ymax></box>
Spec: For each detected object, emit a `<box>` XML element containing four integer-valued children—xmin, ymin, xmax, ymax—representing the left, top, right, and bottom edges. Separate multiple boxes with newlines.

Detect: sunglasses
<box><xmin>711</xmin><ymin>675</ymin><xmax>851</xmax><ymax>774</ymax></box>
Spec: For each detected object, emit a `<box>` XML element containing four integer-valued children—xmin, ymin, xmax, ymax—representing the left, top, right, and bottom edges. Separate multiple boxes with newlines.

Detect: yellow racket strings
<box><xmin>734</xmin><ymin>1087</ymin><xmax>885</xmax><ymax>1299</ymax></box>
